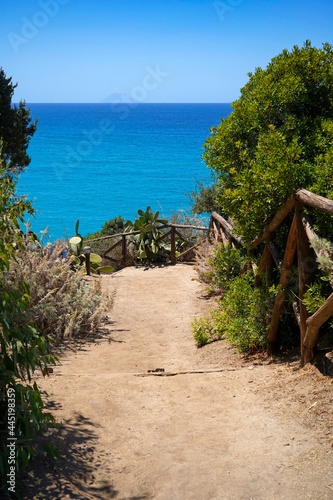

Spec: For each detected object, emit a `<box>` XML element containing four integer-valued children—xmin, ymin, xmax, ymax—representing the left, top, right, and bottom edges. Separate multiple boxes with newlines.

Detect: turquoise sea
<box><xmin>18</xmin><ymin>103</ymin><xmax>232</xmax><ymax>241</ymax></box>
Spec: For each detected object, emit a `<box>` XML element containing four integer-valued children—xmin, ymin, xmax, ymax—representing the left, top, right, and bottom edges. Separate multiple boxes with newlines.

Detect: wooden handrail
<box><xmin>250</xmin><ymin>195</ymin><xmax>295</xmax><ymax>249</ymax></box>
<box><xmin>296</xmin><ymin>189</ymin><xmax>333</xmax><ymax>215</ymax></box>
<box><xmin>209</xmin><ymin>189</ymin><xmax>333</xmax><ymax>365</ymax></box>
<box><xmin>86</xmin><ymin>223</ymin><xmax>207</xmax><ymax>243</ymax></box>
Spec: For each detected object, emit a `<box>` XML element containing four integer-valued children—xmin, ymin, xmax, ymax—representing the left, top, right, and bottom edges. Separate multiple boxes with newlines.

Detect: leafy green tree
<box><xmin>0</xmin><ymin>68</ymin><xmax>37</xmax><ymax>173</ymax></box>
<box><xmin>186</xmin><ymin>178</ymin><xmax>222</xmax><ymax>215</ymax></box>
<box><xmin>203</xmin><ymin>41</ymin><xmax>333</xmax><ymax>244</ymax></box>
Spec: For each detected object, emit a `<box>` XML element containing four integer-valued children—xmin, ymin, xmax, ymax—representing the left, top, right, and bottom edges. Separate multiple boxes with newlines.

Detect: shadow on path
<box><xmin>21</xmin><ymin>404</ymin><xmax>117</xmax><ymax>500</ymax></box>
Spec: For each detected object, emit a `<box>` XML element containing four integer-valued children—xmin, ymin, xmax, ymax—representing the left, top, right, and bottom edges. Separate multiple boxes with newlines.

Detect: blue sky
<box><xmin>1</xmin><ymin>0</ymin><xmax>333</xmax><ymax>103</ymax></box>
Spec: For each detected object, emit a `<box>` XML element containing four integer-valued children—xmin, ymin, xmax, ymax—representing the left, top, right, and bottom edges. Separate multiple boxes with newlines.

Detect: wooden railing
<box><xmin>87</xmin><ymin>223</ymin><xmax>209</xmax><ymax>268</ymax></box>
<box><xmin>210</xmin><ymin>189</ymin><xmax>333</xmax><ymax>366</ymax></box>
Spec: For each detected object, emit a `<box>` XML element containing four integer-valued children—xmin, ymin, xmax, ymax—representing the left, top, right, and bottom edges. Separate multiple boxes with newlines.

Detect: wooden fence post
<box><xmin>302</xmin><ymin>293</ymin><xmax>333</xmax><ymax>364</ymax></box>
<box><xmin>295</xmin><ymin>202</ymin><xmax>316</xmax><ymax>359</ymax></box>
<box><xmin>122</xmin><ymin>235</ymin><xmax>127</xmax><ymax>267</ymax></box>
<box><xmin>170</xmin><ymin>226</ymin><xmax>176</xmax><ymax>264</ymax></box>
<box><xmin>254</xmin><ymin>234</ymin><xmax>274</xmax><ymax>288</ymax></box>
<box><xmin>267</xmin><ymin>214</ymin><xmax>297</xmax><ymax>353</ymax></box>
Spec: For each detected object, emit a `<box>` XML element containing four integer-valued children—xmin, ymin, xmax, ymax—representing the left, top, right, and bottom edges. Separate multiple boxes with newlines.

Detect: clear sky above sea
<box><xmin>0</xmin><ymin>0</ymin><xmax>333</xmax><ymax>103</ymax></box>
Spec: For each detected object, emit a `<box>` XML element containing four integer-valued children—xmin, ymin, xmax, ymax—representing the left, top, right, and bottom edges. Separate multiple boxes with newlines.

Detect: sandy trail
<box><xmin>23</xmin><ymin>264</ymin><xmax>333</xmax><ymax>500</ymax></box>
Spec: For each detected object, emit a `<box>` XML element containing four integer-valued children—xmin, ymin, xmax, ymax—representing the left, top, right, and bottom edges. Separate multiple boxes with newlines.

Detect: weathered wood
<box><xmin>211</xmin><ymin>212</ymin><xmax>233</xmax><ymax>235</ymax></box>
<box><xmin>103</xmin><ymin>238</ymin><xmax>123</xmax><ymax>262</ymax></box>
<box><xmin>267</xmin><ymin>214</ymin><xmax>297</xmax><ymax>352</ymax></box>
<box><xmin>250</xmin><ymin>195</ymin><xmax>295</xmax><ymax>249</ymax></box>
<box><xmin>295</xmin><ymin>202</ymin><xmax>316</xmax><ymax>358</ymax></box>
<box><xmin>176</xmin><ymin>239</ymin><xmax>206</xmax><ymax>260</ymax></box>
<box><xmin>240</xmin><ymin>261</ymin><xmax>251</xmax><ymax>275</ymax></box>
<box><xmin>268</xmin><ymin>241</ymin><xmax>282</xmax><ymax>269</ymax></box>
<box><xmin>296</xmin><ymin>188</ymin><xmax>333</xmax><ymax>215</ymax></box>
<box><xmin>169</xmin><ymin>224</ymin><xmax>207</xmax><ymax>231</ymax></box>
<box><xmin>88</xmin><ymin>230</ymin><xmax>141</xmax><ymax>242</ymax></box>
<box><xmin>174</xmin><ymin>229</ymin><xmax>193</xmax><ymax>246</ymax></box>
<box><xmin>292</xmin><ymin>301</ymin><xmax>301</xmax><ymax>328</ymax></box>
<box><xmin>121</xmin><ymin>235</ymin><xmax>127</xmax><ymax>267</ymax></box>
<box><xmin>219</xmin><ymin>227</ymin><xmax>229</xmax><ymax>246</ymax></box>
<box><xmin>210</xmin><ymin>212</ymin><xmax>242</xmax><ymax>244</ymax></box>
<box><xmin>254</xmin><ymin>244</ymin><xmax>268</xmax><ymax>287</ymax></box>
<box><xmin>155</xmin><ymin>230</ymin><xmax>172</xmax><ymax>244</ymax></box>
<box><xmin>170</xmin><ymin>226</ymin><xmax>176</xmax><ymax>264</ymax></box>
<box><xmin>302</xmin><ymin>215</ymin><xmax>318</xmax><ymax>248</ymax></box>
<box><xmin>103</xmin><ymin>255</ymin><xmax>120</xmax><ymax>264</ymax></box>
<box><xmin>212</xmin><ymin>221</ymin><xmax>220</xmax><ymax>242</ymax></box>
<box><xmin>302</xmin><ymin>292</ymin><xmax>333</xmax><ymax>364</ymax></box>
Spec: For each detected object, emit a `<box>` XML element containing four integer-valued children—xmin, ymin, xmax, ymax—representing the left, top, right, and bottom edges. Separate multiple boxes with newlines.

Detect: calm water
<box><xmin>18</xmin><ymin>103</ymin><xmax>232</xmax><ymax>241</ymax></box>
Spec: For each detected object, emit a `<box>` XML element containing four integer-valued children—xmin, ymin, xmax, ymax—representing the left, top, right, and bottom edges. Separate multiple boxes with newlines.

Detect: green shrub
<box><xmin>208</xmin><ymin>243</ymin><xmax>246</xmax><ymax>292</ymax></box>
<box><xmin>218</xmin><ymin>273</ymin><xmax>275</xmax><ymax>353</ymax></box>
<box><xmin>192</xmin><ymin>317</ymin><xmax>215</xmax><ymax>347</ymax></box>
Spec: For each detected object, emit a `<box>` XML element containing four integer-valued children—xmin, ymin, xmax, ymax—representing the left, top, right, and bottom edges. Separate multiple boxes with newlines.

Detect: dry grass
<box><xmin>194</xmin><ymin>238</ymin><xmax>219</xmax><ymax>286</ymax></box>
<box><xmin>5</xmin><ymin>237</ymin><xmax>111</xmax><ymax>340</ymax></box>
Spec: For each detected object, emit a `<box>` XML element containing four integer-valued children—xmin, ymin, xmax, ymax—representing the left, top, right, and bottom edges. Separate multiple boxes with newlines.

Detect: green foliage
<box><xmin>0</xmin><ymin>68</ymin><xmax>37</xmax><ymax>173</ymax></box>
<box><xmin>192</xmin><ymin>317</ymin><xmax>215</xmax><ymax>347</ymax></box>
<box><xmin>168</xmin><ymin>209</ymin><xmax>208</xmax><ymax>260</ymax></box>
<box><xmin>203</xmin><ymin>41</ymin><xmax>333</xmax><ymax>244</ymax></box>
<box><xmin>207</xmin><ymin>243</ymin><xmax>246</xmax><ymax>292</ymax></box>
<box><xmin>0</xmin><ymin>161</ymin><xmax>58</xmax><ymax>497</ymax></box>
<box><xmin>193</xmin><ymin>269</ymin><xmax>276</xmax><ymax>353</ymax></box>
<box><xmin>186</xmin><ymin>178</ymin><xmax>221</xmax><ymax>215</ymax></box>
<box><xmin>303</xmin><ymin>282</ymin><xmax>326</xmax><ymax>314</ymax></box>
<box><xmin>304</xmin><ymin>235</ymin><xmax>333</xmax><ymax>328</ymax></box>
<box><xmin>216</xmin><ymin>273</ymin><xmax>275</xmax><ymax>353</ymax></box>
<box><xmin>310</xmin><ymin>236</ymin><xmax>333</xmax><ymax>283</ymax></box>
<box><xmin>125</xmin><ymin>206</ymin><xmax>168</xmax><ymax>260</ymax></box>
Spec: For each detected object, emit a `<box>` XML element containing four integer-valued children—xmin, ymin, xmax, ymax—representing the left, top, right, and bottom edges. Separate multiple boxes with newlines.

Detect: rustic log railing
<box><xmin>208</xmin><ymin>189</ymin><xmax>333</xmax><ymax>366</ymax></box>
<box><xmin>87</xmin><ymin>223</ymin><xmax>209</xmax><ymax>268</ymax></box>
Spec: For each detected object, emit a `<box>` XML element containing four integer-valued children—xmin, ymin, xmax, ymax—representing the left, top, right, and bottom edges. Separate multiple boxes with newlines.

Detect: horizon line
<box><xmin>15</xmin><ymin>101</ymin><xmax>233</xmax><ymax>105</ymax></box>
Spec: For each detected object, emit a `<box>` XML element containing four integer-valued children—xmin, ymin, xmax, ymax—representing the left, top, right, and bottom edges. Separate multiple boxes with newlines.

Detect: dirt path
<box><xmin>23</xmin><ymin>264</ymin><xmax>333</xmax><ymax>500</ymax></box>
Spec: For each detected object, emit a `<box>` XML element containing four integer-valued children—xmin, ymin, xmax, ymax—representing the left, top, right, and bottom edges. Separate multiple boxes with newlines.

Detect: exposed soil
<box><xmin>22</xmin><ymin>263</ymin><xmax>333</xmax><ymax>500</ymax></box>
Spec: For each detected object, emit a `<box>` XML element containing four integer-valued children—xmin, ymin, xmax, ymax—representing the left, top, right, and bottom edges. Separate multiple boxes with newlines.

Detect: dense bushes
<box><xmin>214</xmin><ymin>273</ymin><xmax>275</xmax><ymax>353</ymax></box>
<box><xmin>206</xmin><ymin>243</ymin><xmax>246</xmax><ymax>293</ymax></box>
<box><xmin>193</xmin><ymin>243</ymin><xmax>275</xmax><ymax>352</ymax></box>
<box><xmin>201</xmin><ymin>41</ymin><xmax>333</xmax><ymax>245</ymax></box>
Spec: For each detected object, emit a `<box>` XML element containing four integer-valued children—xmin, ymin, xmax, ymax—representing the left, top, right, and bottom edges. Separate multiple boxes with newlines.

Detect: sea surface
<box><xmin>18</xmin><ymin>103</ymin><xmax>232</xmax><ymax>241</ymax></box>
